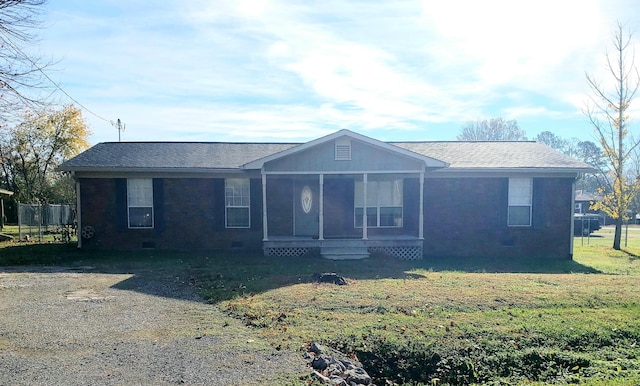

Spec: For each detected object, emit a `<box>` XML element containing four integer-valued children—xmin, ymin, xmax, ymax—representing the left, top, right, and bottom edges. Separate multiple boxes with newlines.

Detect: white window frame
<box><xmin>225</xmin><ymin>178</ymin><xmax>250</xmax><ymax>228</ymax></box>
<box><xmin>508</xmin><ymin>177</ymin><xmax>532</xmax><ymax>227</ymax></box>
<box><xmin>354</xmin><ymin>178</ymin><xmax>403</xmax><ymax>228</ymax></box>
<box><xmin>575</xmin><ymin>203</ymin><xmax>582</xmax><ymax>214</ymax></box>
<box><xmin>127</xmin><ymin>178</ymin><xmax>154</xmax><ymax>229</ymax></box>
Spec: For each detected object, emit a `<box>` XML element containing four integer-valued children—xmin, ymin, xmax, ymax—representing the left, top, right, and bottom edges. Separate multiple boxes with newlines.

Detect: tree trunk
<box><xmin>613</xmin><ymin>218</ymin><xmax>623</xmax><ymax>250</ymax></box>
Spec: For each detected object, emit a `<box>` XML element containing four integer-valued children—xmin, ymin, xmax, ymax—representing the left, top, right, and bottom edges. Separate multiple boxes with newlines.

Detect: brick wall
<box><xmin>423</xmin><ymin>177</ymin><xmax>573</xmax><ymax>259</ymax></box>
<box><xmin>79</xmin><ymin>175</ymin><xmax>574</xmax><ymax>258</ymax></box>
<box><xmin>79</xmin><ymin>178</ymin><xmax>263</xmax><ymax>250</ymax></box>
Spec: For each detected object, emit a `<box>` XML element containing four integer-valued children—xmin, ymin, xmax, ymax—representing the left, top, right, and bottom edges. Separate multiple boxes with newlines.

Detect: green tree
<box><xmin>0</xmin><ymin>105</ymin><xmax>90</xmax><ymax>208</ymax></box>
<box><xmin>457</xmin><ymin>118</ymin><xmax>527</xmax><ymax>141</ymax></box>
<box><xmin>584</xmin><ymin>23</ymin><xmax>640</xmax><ymax>250</ymax></box>
<box><xmin>574</xmin><ymin>140</ymin><xmax>606</xmax><ymax>193</ymax></box>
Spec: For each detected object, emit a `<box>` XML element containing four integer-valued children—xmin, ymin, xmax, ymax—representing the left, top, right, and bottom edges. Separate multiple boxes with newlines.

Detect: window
<box><xmin>127</xmin><ymin>178</ymin><xmax>153</xmax><ymax>228</ymax></box>
<box><xmin>508</xmin><ymin>178</ymin><xmax>532</xmax><ymax>226</ymax></box>
<box><xmin>355</xmin><ymin>178</ymin><xmax>403</xmax><ymax>227</ymax></box>
<box><xmin>225</xmin><ymin>178</ymin><xmax>250</xmax><ymax>228</ymax></box>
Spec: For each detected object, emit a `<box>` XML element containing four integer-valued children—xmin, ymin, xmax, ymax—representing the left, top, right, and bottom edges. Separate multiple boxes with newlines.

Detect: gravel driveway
<box><xmin>0</xmin><ymin>264</ymin><xmax>307</xmax><ymax>385</ymax></box>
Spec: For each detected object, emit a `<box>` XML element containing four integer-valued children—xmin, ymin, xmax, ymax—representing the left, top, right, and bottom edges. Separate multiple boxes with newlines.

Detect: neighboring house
<box><xmin>574</xmin><ymin>190</ymin><xmax>599</xmax><ymax>214</ymax></box>
<box><xmin>0</xmin><ymin>188</ymin><xmax>13</xmax><ymax>231</ymax></box>
<box><xmin>58</xmin><ymin>129</ymin><xmax>593</xmax><ymax>259</ymax></box>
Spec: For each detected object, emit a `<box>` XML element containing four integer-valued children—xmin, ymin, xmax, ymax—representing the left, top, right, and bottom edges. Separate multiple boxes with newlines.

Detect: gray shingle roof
<box><xmin>392</xmin><ymin>141</ymin><xmax>592</xmax><ymax>170</ymax></box>
<box><xmin>58</xmin><ymin>142</ymin><xmax>298</xmax><ymax>171</ymax></box>
<box><xmin>58</xmin><ymin>139</ymin><xmax>593</xmax><ymax>173</ymax></box>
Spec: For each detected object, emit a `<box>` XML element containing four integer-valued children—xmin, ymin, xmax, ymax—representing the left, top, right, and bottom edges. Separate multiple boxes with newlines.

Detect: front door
<box><xmin>294</xmin><ymin>179</ymin><xmax>319</xmax><ymax>237</ymax></box>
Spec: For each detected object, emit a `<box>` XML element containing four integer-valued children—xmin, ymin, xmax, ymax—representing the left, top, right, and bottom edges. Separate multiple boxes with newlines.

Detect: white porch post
<box><xmin>570</xmin><ymin>178</ymin><xmax>576</xmax><ymax>257</ymax></box>
<box><xmin>419</xmin><ymin>168</ymin><xmax>425</xmax><ymax>239</ymax></box>
<box><xmin>319</xmin><ymin>174</ymin><xmax>324</xmax><ymax>240</ymax></box>
<box><xmin>262</xmin><ymin>171</ymin><xmax>268</xmax><ymax>241</ymax></box>
<box><xmin>363</xmin><ymin>173</ymin><xmax>368</xmax><ymax>240</ymax></box>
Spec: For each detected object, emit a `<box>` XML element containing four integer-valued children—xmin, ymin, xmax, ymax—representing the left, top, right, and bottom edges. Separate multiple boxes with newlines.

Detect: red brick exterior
<box><xmin>79</xmin><ymin>178</ymin><xmax>263</xmax><ymax>250</ymax></box>
<box><xmin>423</xmin><ymin>177</ymin><xmax>573</xmax><ymax>259</ymax></box>
<box><xmin>79</xmin><ymin>176</ymin><xmax>574</xmax><ymax>258</ymax></box>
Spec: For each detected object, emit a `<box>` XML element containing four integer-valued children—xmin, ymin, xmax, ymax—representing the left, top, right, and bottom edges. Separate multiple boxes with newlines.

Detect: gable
<box><xmin>263</xmin><ymin>137</ymin><xmax>430</xmax><ymax>173</ymax></box>
<box><xmin>243</xmin><ymin>129</ymin><xmax>448</xmax><ymax>173</ymax></box>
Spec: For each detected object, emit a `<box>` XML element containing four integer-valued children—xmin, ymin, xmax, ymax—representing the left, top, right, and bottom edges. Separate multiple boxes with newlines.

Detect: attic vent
<box><xmin>335</xmin><ymin>138</ymin><xmax>351</xmax><ymax>160</ymax></box>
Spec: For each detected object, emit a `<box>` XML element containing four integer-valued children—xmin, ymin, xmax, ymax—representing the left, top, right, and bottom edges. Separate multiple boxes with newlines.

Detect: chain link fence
<box><xmin>18</xmin><ymin>203</ymin><xmax>75</xmax><ymax>242</ymax></box>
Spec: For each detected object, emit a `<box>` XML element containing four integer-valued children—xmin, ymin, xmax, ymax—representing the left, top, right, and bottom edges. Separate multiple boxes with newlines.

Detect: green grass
<box><xmin>2</xmin><ymin>232</ymin><xmax>640</xmax><ymax>385</ymax></box>
<box><xmin>0</xmin><ymin>224</ymin><xmax>76</xmax><ymax>244</ymax></box>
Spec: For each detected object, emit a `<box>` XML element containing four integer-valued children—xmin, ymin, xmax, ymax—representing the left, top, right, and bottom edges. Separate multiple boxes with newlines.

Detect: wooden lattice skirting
<box><xmin>264</xmin><ymin>247</ymin><xmax>311</xmax><ymax>257</ymax></box>
<box><xmin>369</xmin><ymin>246</ymin><xmax>423</xmax><ymax>260</ymax></box>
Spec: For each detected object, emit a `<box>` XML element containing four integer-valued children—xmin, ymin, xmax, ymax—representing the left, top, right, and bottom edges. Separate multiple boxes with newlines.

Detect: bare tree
<box><xmin>0</xmin><ymin>0</ymin><xmax>51</xmax><ymax>112</ymax></box>
<box><xmin>584</xmin><ymin>22</ymin><xmax>640</xmax><ymax>250</ymax></box>
<box><xmin>535</xmin><ymin>131</ymin><xmax>567</xmax><ymax>151</ymax></box>
<box><xmin>457</xmin><ymin>118</ymin><xmax>527</xmax><ymax>141</ymax></box>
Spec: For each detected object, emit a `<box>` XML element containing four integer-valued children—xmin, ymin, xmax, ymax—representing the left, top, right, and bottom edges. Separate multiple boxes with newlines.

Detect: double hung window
<box><xmin>508</xmin><ymin>178</ymin><xmax>532</xmax><ymax>226</ymax></box>
<box><xmin>355</xmin><ymin>178</ymin><xmax>403</xmax><ymax>228</ymax></box>
<box><xmin>127</xmin><ymin>178</ymin><xmax>154</xmax><ymax>228</ymax></box>
<box><xmin>225</xmin><ymin>178</ymin><xmax>250</xmax><ymax>228</ymax></box>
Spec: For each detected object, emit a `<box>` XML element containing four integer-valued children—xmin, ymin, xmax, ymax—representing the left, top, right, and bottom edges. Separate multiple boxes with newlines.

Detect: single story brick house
<box><xmin>58</xmin><ymin>129</ymin><xmax>593</xmax><ymax>259</ymax></box>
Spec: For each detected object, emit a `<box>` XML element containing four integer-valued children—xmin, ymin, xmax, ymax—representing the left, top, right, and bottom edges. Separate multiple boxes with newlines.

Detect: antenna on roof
<box><xmin>114</xmin><ymin>119</ymin><xmax>126</xmax><ymax>142</ymax></box>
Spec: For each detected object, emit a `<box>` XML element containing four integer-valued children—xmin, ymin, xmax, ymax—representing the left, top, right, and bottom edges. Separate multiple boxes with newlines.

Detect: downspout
<box><xmin>569</xmin><ymin>177</ymin><xmax>576</xmax><ymax>259</ymax></box>
<box><xmin>262</xmin><ymin>168</ymin><xmax>268</xmax><ymax>241</ymax></box>
<box><xmin>74</xmin><ymin>172</ymin><xmax>82</xmax><ymax>249</ymax></box>
<box><xmin>419</xmin><ymin>166</ymin><xmax>425</xmax><ymax>240</ymax></box>
<box><xmin>319</xmin><ymin>174</ymin><xmax>324</xmax><ymax>240</ymax></box>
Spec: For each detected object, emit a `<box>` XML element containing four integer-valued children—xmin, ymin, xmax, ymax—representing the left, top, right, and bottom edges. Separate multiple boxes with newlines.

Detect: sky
<box><xmin>32</xmin><ymin>0</ymin><xmax>640</xmax><ymax>145</ymax></box>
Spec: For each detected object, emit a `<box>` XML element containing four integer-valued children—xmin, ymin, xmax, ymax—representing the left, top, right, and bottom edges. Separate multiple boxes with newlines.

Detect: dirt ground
<box><xmin>0</xmin><ymin>265</ymin><xmax>307</xmax><ymax>385</ymax></box>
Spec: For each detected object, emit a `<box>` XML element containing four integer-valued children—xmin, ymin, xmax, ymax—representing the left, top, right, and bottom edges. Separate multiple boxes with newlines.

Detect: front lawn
<box><xmin>192</xmin><ymin>237</ymin><xmax>640</xmax><ymax>385</ymax></box>
<box><xmin>1</xmin><ymin>230</ymin><xmax>639</xmax><ymax>385</ymax></box>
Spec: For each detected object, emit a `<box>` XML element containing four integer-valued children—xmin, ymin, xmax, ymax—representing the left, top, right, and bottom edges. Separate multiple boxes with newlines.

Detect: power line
<box><xmin>9</xmin><ymin>41</ymin><xmax>118</xmax><ymax>127</ymax></box>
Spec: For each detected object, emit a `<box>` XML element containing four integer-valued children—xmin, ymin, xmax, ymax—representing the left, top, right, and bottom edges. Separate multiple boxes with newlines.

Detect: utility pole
<box><xmin>116</xmin><ymin>119</ymin><xmax>125</xmax><ymax>142</ymax></box>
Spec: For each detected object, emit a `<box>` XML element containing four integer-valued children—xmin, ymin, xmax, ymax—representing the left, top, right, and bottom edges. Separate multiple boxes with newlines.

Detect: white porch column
<box><xmin>419</xmin><ymin>169</ymin><xmax>425</xmax><ymax>240</ymax></box>
<box><xmin>319</xmin><ymin>174</ymin><xmax>324</xmax><ymax>240</ymax></box>
<box><xmin>262</xmin><ymin>172</ymin><xmax>268</xmax><ymax>241</ymax></box>
<box><xmin>363</xmin><ymin>173</ymin><xmax>368</xmax><ymax>240</ymax></box>
<box><xmin>570</xmin><ymin>178</ymin><xmax>576</xmax><ymax>257</ymax></box>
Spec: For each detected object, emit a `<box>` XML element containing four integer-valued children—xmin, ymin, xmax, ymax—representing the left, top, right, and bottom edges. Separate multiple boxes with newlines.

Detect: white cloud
<box><xmin>39</xmin><ymin>0</ymin><xmax>640</xmax><ymax>144</ymax></box>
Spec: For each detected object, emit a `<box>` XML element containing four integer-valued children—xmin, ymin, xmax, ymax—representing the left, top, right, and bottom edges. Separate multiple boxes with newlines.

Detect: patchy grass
<box><xmin>2</xmin><ymin>235</ymin><xmax>640</xmax><ymax>385</ymax></box>
<box><xmin>190</xmin><ymin>245</ymin><xmax>640</xmax><ymax>385</ymax></box>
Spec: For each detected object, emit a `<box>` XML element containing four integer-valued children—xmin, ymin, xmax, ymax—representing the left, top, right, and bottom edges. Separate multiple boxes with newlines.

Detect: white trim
<box><xmin>419</xmin><ymin>168</ymin><xmax>424</xmax><ymax>240</ymax></box>
<box><xmin>262</xmin><ymin>172</ymin><xmax>268</xmax><ymax>241</ymax></box>
<box><xmin>225</xmin><ymin>178</ymin><xmax>251</xmax><ymax>228</ymax></box>
<box><xmin>570</xmin><ymin>179</ymin><xmax>576</xmax><ymax>257</ymax></box>
<box><xmin>319</xmin><ymin>174</ymin><xmax>324</xmax><ymax>240</ymax></box>
<box><xmin>262</xmin><ymin>169</ymin><xmax>424</xmax><ymax>175</ymax></box>
<box><xmin>355</xmin><ymin>176</ymin><xmax>404</xmax><ymax>229</ymax></box>
<box><xmin>127</xmin><ymin>178</ymin><xmax>154</xmax><ymax>229</ymax></box>
<box><xmin>507</xmin><ymin>177</ymin><xmax>532</xmax><ymax>227</ymax></box>
<box><xmin>363</xmin><ymin>174</ymin><xmax>368</xmax><ymax>240</ymax></box>
<box><xmin>429</xmin><ymin>168</ymin><xmax>590</xmax><ymax>176</ymax></box>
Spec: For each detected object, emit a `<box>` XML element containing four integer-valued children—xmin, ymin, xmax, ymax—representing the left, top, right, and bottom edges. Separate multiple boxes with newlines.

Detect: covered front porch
<box><xmin>260</xmin><ymin>172</ymin><xmax>426</xmax><ymax>259</ymax></box>
<box><xmin>241</xmin><ymin>130</ymin><xmax>448</xmax><ymax>259</ymax></box>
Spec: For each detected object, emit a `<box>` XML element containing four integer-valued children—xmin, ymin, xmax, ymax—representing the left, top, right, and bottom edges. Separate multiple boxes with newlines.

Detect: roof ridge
<box><xmin>390</xmin><ymin>140</ymin><xmax>538</xmax><ymax>143</ymax></box>
<box><xmin>97</xmin><ymin>141</ymin><xmax>303</xmax><ymax>145</ymax></box>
